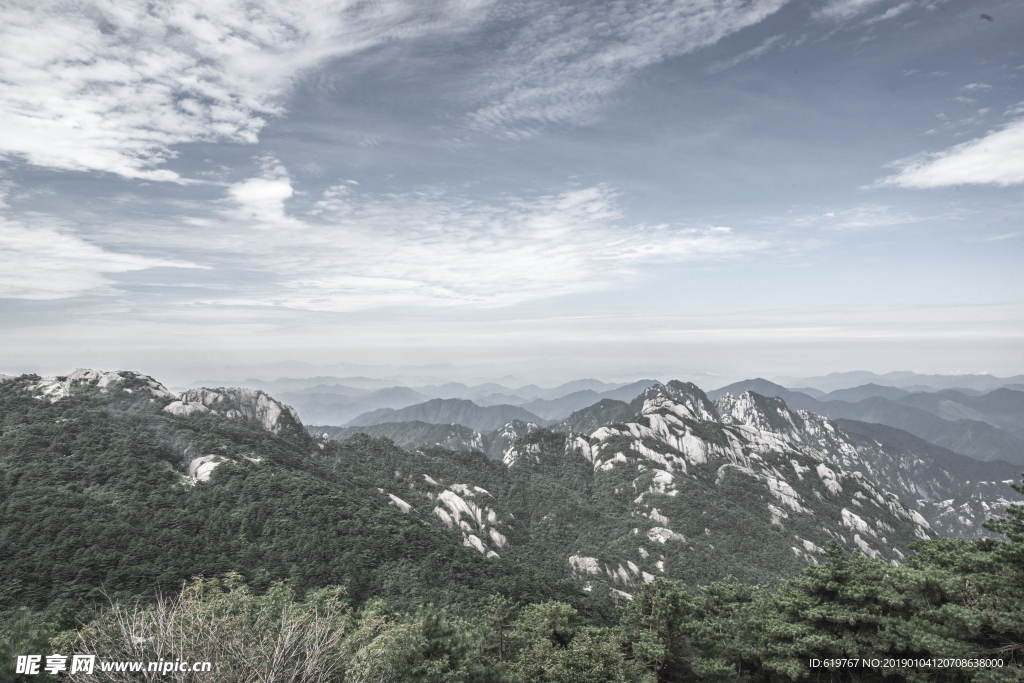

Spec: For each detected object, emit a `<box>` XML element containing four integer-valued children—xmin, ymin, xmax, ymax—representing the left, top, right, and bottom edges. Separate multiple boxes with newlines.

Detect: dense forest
<box><xmin>1</xmin><ymin>374</ymin><xmax>1022</xmax><ymax>681</ymax></box>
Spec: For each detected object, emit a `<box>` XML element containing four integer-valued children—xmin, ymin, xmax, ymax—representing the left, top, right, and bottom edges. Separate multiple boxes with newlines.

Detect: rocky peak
<box><xmin>30</xmin><ymin>369</ymin><xmax>174</xmax><ymax>402</ymax></box>
<box><xmin>488</xmin><ymin>419</ymin><xmax>541</xmax><ymax>461</ymax></box>
<box><xmin>632</xmin><ymin>381</ymin><xmax>719</xmax><ymax>423</ymax></box>
<box><xmin>715</xmin><ymin>391</ymin><xmax>802</xmax><ymax>437</ymax></box>
<box><xmin>164</xmin><ymin>387</ymin><xmax>303</xmax><ymax>435</ymax></box>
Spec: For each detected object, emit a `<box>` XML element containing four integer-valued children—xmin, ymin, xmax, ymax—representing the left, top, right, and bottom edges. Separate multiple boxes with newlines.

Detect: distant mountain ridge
<box><xmin>311</xmin><ymin>419</ymin><xmax>544</xmax><ymax>461</ymax></box>
<box><xmin>313</xmin><ymin>421</ymin><xmax>485</xmax><ymax>454</ymax></box>
<box><xmin>772</xmin><ymin>370</ymin><xmax>1024</xmax><ymax>394</ymax></box>
<box><xmin>517</xmin><ymin>380</ymin><xmax>659</xmax><ymax>420</ymax></box>
<box><xmin>709</xmin><ymin>379</ymin><xmax>1024</xmax><ymax>467</ymax></box>
<box><xmin>347</xmin><ymin>398</ymin><xmax>547</xmax><ymax>432</ymax></box>
<box><xmin>193</xmin><ymin>376</ymin><xmax>660</xmax><ymax>427</ymax></box>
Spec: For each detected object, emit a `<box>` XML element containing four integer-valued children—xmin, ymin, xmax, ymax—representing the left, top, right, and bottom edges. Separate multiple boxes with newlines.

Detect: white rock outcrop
<box><xmin>388</xmin><ymin>494</ymin><xmax>412</xmax><ymax>513</ymax></box>
<box><xmin>32</xmin><ymin>369</ymin><xmax>174</xmax><ymax>402</ymax></box>
<box><xmin>646</xmin><ymin>527</ymin><xmax>685</xmax><ymax>544</ymax></box>
<box><xmin>189</xmin><ymin>455</ymin><xmax>225</xmax><ymax>483</ymax></box>
<box><xmin>165</xmin><ymin>387</ymin><xmax>302</xmax><ymax>434</ymax></box>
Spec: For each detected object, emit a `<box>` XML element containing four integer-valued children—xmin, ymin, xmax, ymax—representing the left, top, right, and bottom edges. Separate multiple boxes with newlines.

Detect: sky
<box><xmin>0</xmin><ymin>0</ymin><xmax>1022</xmax><ymax>387</ymax></box>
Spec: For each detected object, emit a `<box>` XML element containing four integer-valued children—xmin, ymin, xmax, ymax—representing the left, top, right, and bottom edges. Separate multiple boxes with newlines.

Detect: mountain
<box><xmin>482</xmin><ymin>419</ymin><xmax>543</xmax><ymax>460</ymax></box>
<box><xmin>895</xmin><ymin>388</ymin><xmax>1024</xmax><ymax>440</ymax></box>
<box><xmin>347</xmin><ymin>398</ymin><xmax>547</xmax><ymax>432</ymax></box>
<box><xmin>320</xmin><ymin>380</ymin><xmax>937</xmax><ymax>596</ymax></box>
<box><xmin>289</xmin><ymin>383</ymin><xmax>370</xmax><ymax>397</ymax></box>
<box><xmin>707</xmin><ymin>378</ymin><xmax>819</xmax><ymax>407</ymax></box>
<box><xmin>167</xmin><ymin>386</ymin><xmax>305</xmax><ymax>437</ymax></box>
<box><xmin>0</xmin><ymin>370</ymin><xmax>604</xmax><ymax>621</ymax></box>
<box><xmin>8</xmin><ymin>370</ymin><xmax>1024</xmax><ymax>683</ymax></box>
<box><xmin>831</xmin><ymin>419</ymin><xmax>1023</xmax><ymax>538</ymax></box>
<box><xmin>773</xmin><ymin>371</ymin><xmax>1024</xmax><ymax>393</ymax></box>
<box><xmin>551</xmin><ymin>399</ymin><xmax>635</xmax><ymax>434</ymax></box>
<box><xmin>709</xmin><ymin>379</ymin><xmax>1024</xmax><ymax>467</ymax></box>
<box><xmin>519</xmin><ymin>380</ymin><xmax>659</xmax><ymax>421</ymax></box>
<box><xmin>8</xmin><ymin>367</ymin><xmax>1021</xmax><ymax>632</ymax></box>
<box><xmin>539</xmin><ymin>378</ymin><xmax>631</xmax><ymax>398</ymax></box>
<box><xmin>789</xmin><ymin>386</ymin><xmax>826</xmax><ymax>398</ymax></box>
<box><xmin>313</xmin><ymin>417</ymin><xmax>543</xmax><ymax>461</ymax></box>
<box><xmin>312</xmin><ymin>421</ymin><xmax>484</xmax><ymax>453</ymax></box>
<box><xmin>520</xmin><ymin>389</ymin><xmax>606</xmax><ymax>420</ymax></box>
<box><xmin>820</xmin><ymin>383</ymin><xmax>911</xmax><ymax>402</ymax></box>
<box><xmin>189</xmin><ymin>375</ymin><xmax>396</xmax><ymax>393</ymax></box>
<box><xmin>279</xmin><ymin>386</ymin><xmax>430</xmax><ymax>425</ymax></box>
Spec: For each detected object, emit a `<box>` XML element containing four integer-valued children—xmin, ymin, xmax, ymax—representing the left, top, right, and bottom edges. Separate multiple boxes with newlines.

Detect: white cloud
<box><xmin>467</xmin><ymin>0</ymin><xmax>789</xmax><ymax>134</ymax></box>
<box><xmin>815</xmin><ymin>0</ymin><xmax>888</xmax><ymax>21</ymax></box>
<box><xmin>0</xmin><ymin>0</ymin><xmax>488</xmax><ymax>180</ymax></box>
<box><xmin>191</xmin><ymin>179</ymin><xmax>768</xmax><ymax>311</ymax></box>
<box><xmin>225</xmin><ymin>158</ymin><xmax>296</xmax><ymax>224</ymax></box>
<box><xmin>0</xmin><ymin>216</ymin><xmax>203</xmax><ymax>299</ymax></box>
<box><xmin>790</xmin><ymin>204</ymin><xmax>922</xmax><ymax>230</ymax></box>
<box><xmin>863</xmin><ymin>1</ymin><xmax>913</xmax><ymax>24</ymax></box>
<box><xmin>878</xmin><ymin>118</ymin><xmax>1024</xmax><ymax>188</ymax></box>
<box><xmin>707</xmin><ymin>35</ymin><xmax>785</xmax><ymax>73</ymax></box>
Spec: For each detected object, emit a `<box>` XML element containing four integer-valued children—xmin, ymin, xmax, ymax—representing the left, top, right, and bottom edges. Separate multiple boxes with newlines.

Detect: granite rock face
<box><xmin>30</xmin><ymin>369</ymin><xmax>174</xmax><ymax>402</ymax></box>
<box><xmin>164</xmin><ymin>387</ymin><xmax>303</xmax><ymax>435</ymax></box>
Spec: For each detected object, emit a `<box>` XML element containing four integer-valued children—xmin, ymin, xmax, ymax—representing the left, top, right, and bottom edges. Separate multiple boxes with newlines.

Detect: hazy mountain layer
<box><xmin>519</xmin><ymin>380</ymin><xmax>658</xmax><ymax>420</ymax></box>
<box><xmin>311</xmin><ymin>418</ymin><xmax>544</xmax><ymax>461</ymax></box>
<box><xmin>279</xmin><ymin>386</ymin><xmax>430</xmax><ymax>425</ymax></box>
<box><xmin>710</xmin><ymin>379</ymin><xmax>1024</xmax><ymax>466</ymax></box>
<box><xmin>312</xmin><ymin>421</ymin><xmax>485</xmax><ymax>453</ymax></box>
<box><xmin>819</xmin><ymin>383</ymin><xmax>911</xmax><ymax>402</ymax></box>
<box><xmin>832</xmin><ymin>419</ymin><xmax>1023</xmax><ymax>538</ymax></box>
<box><xmin>896</xmin><ymin>388</ymin><xmax>1024</xmax><ymax>441</ymax></box>
<box><xmin>551</xmin><ymin>399</ymin><xmax>635</xmax><ymax>434</ymax></box>
<box><xmin>772</xmin><ymin>371</ymin><xmax>1024</xmax><ymax>393</ymax></box>
<box><xmin>347</xmin><ymin>398</ymin><xmax>547</xmax><ymax>432</ymax></box>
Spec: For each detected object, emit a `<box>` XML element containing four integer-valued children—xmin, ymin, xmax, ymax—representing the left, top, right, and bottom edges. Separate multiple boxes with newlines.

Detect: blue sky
<box><xmin>0</xmin><ymin>0</ymin><xmax>1021</xmax><ymax>386</ymax></box>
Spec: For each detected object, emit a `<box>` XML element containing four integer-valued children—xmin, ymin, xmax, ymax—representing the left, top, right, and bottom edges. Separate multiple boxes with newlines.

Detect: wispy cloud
<box><xmin>863</xmin><ymin>1</ymin><xmax>913</xmax><ymax>25</ymax></box>
<box><xmin>707</xmin><ymin>34</ymin><xmax>786</xmax><ymax>73</ymax></box>
<box><xmin>788</xmin><ymin>204</ymin><xmax>923</xmax><ymax>230</ymax></box>
<box><xmin>0</xmin><ymin>216</ymin><xmax>203</xmax><ymax>299</ymax></box>
<box><xmin>0</xmin><ymin>0</ymin><xmax>489</xmax><ymax>181</ymax></box>
<box><xmin>152</xmin><ymin>177</ymin><xmax>770</xmax><ymax>311</ymax></box>
<box><xmin>878</xmin><ymin>118</ymin><xmax>1024</xmax><ymax>188</ymax></box>
<box><xmin>815</xmin><ymin>0</ymin><xmax>889</xmax><ymax>21</ymax></box>
<box><xmin>467</xmin><ymin>0</ymin><xmax>789</xmax><ymax>135</ymax></box>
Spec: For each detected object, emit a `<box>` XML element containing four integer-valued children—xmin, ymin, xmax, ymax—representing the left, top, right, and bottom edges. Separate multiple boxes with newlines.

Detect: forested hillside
<box><xmin>0</xmin><ymin>373</ymin><xmax>607</xmax><ymax>623</ymax></box>
<box><xmin>2</xmin><ymin>370</ymin><xmax>1023</xmax><ymax>682</ymax></box>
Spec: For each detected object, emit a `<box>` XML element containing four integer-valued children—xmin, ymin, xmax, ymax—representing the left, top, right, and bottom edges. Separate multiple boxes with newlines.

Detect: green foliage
<box><xmin>0</xmin><ymin>377</ymin><xmax>596</xmax><ymax>627</ymax></box>
<box><xmin>4</xmin><ymin>374</ymin><xmax>1024</xmax><ymax>682</ymax></box>
<box><xmin>508</xmin><ymin>602</ymin><xmax>645</xmax><ymax>683</ymax></box>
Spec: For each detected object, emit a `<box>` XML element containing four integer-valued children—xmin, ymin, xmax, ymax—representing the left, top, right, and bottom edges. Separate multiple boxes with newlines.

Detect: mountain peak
<box><xmin>165</xmin><ymin>386</ymin><xmax>304</xmax><ymax>435</ymax></box>
<box><xmin>632</xmin><ymin>380</ymin><xmax>719</xmax><ymax>423</ymax></box>
<box><xmin>29</xmin><ymin>368</ymin><xmax>174</xmax><ymax>402</ymax></box>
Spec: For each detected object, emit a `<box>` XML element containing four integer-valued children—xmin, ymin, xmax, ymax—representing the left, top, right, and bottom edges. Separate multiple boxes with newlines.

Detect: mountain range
<box><xmin>5</xmin><ymin>368</ymin><xmax>1023</xmax><ymax>681</ymax></box>
<box><xmin>772</xmin><ymin>370</ymin><xmax>1024</xmax><ymax>394</ymax></box>
<box><xmin>320</xmin><ymin>379</ymin><xmax>1023</xmax><ymax>541</ymax></box>
<box><xmin>709</xmin><ymin>378</ymin><xmax>1024</xmax><ymax>466</ymax></box>
<box><xmin>228</xmin><ymin>378</ymin><xmax>659</xmax><ymax>426</ymax></box>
